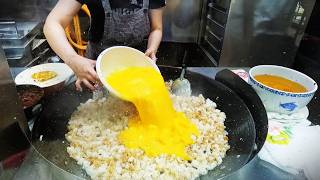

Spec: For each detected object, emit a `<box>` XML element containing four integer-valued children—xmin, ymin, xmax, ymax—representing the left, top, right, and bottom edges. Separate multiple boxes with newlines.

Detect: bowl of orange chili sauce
<box><xmin>249</xmin><ymin>65</ymin><xmax>318</xmax><ymax>114</ymax></box>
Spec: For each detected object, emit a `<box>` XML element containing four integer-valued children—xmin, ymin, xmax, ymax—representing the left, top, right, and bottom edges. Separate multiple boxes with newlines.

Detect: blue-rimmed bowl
<box><xmin>249</xmin><ymin>65</ymin><xmax>318</xmax><ymax>114</ymax></box>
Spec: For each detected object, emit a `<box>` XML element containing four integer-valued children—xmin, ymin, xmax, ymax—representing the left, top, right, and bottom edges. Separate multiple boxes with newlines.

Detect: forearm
<box><xmin>44</xmin><ymin>20</ymin><xmax>81</xmax><ymax>65</ymax></box>
<box><xmin>43</xmin><ymin>0</ymin><xmax>98</xmax><ymax>90</ymax></box>
<box><xmin>147</xmin><ymin>7</ymin><xmax>163</xmax><ymax>53</ymax></box>
<box><xmin>147</xmin><ymin>29</ymin><xmax>162</xmax><ymax>52</ymax></box>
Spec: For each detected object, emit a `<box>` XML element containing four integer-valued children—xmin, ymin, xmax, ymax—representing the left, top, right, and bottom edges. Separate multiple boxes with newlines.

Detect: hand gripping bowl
<box><xmin>249</xmin><ymin>65</ymin><xmax>318</xmax><ymax>114</ymax></box>
<box><xmin>96</xmin><ymin>46</ymin><xmax>160</xmax><ymax>100</ymax></box>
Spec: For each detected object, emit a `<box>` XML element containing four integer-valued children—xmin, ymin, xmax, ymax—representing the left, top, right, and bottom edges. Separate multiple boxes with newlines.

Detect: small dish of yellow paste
<box><xmin>32</xmin><ymin>71</ymin><xmax>57</xmax><ymax>82</ymax></box>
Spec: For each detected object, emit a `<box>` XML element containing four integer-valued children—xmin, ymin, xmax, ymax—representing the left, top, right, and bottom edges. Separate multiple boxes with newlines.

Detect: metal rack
<box><xmin>0</xmin><ymin>21</ymin><xmax>41</xmax><ymax>66</ymax></box>
<box><xmin>198</xmin><ymin>0</ymin><xmax>231</xmax><ymax>65</ymax></box>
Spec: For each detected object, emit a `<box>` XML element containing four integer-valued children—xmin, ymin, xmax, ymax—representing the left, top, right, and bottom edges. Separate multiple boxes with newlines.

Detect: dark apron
<box><xmin>85</xmin><ymin>0</ymin><xmax>150</xmax><ymax>59</ymax></box>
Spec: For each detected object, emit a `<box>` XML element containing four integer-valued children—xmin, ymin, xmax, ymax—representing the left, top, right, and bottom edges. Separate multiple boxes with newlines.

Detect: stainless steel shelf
<box><xmin>208</xmin><ymin>2</ymin><xmax>227</xmax><ymax>14</ymax></box>
<box><xmin>207</xmin><ymin>15</ymin><xmax>225</xmax><ymax>29</ymax></box>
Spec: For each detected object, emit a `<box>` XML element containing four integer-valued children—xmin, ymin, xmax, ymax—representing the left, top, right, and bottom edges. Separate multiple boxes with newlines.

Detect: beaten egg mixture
<box><xmin>107</xmin><ymin>67</ymin><xmax>199</xmax><ymax>160</ymax></box>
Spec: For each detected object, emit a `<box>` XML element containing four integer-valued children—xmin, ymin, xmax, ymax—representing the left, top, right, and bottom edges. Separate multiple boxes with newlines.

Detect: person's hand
<box><xmin>145</xmin><ymin>48</ymin><xmax>157</xmax><ymax>62</ymax></box>
<box><xmin>67</xmin><ymin>56</ymin><xmax>98</xmax><ymax>91</ymax></box>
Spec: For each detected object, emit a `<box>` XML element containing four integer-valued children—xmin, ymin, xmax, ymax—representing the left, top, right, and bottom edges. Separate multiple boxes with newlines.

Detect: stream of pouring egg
<box><xmin>107</xmin><ymin>67</ymin><xmax>199</xmax><ymax>160</ymax></box>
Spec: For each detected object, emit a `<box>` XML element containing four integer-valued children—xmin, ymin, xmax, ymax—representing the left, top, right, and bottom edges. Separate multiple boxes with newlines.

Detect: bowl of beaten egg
<box><xmin>96</xmin><ymin>46</ymin><xmax>160</xmax><ymax>100</ymax></box>
<box><xmin>249</xmin><ymin>65</ymin><xmax>318</xmax><ymax>114</ymax></box>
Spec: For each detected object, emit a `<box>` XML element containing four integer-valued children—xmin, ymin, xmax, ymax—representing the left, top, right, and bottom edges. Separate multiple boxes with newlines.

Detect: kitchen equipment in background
<box><xmin>249</xmin><ymin>65</ymin><xmax>318</xmax><ymax>114</ymax></box>
<box><xmin>48</xmin><ymin>56</ymin><xmax>62</xmax><ymax>63</ymax></box>
<box><xmin>96</xmin><ymin>46</ymin><xmax>159</xmax><ymax>100</ymax></box>
<box><xmin>218</xmin><ymin>0</ymin><xmax>316</xmax><ymax>67</ymax></box>
<box><xmin>0</xmin><ymin>21</ymin><xmax>40</xmax><ymax>46</ymax></box>
<box><xmin>198</xmin><ymin>0</ymin><xmax>230</xmax><ymax>65</ymax></box>
<box><xmin>25</xmin><ymin>39</ymin><xmax>60</xmax><ymax>67</ymax></box>
<box><xmin>0</xmin><ymin>21</ymin><xmax>40</xmax><ymax>66</ymax></box>
<box><xmin>153</xmin><ymin>42</ymin><xmax>215</xmax><ymax>67</ymax></box>
<box><xmin>163</xmin><ymin>0</ymin><xmax>201</xmax><ymax>42</ymax></box>
<box><xmin>197</xmin><ymin>0</ymin><xmax>316</xmax><ymax>67</ymax></box>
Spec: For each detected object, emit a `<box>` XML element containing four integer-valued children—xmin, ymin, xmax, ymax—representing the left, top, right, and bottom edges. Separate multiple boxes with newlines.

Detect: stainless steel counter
<box><xmin>6</xmin><ymin>147</ymin><xmax>307</xmax><ymax>180</ymax></box>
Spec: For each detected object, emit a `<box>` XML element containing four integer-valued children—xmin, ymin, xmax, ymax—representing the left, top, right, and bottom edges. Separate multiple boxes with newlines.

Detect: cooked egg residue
<box><xmin>32</xmin><ymin>71</ymin><xmax>57</xmax><ymax>82</ymax></box>
<box><xmin>107</xmin><ymin>67</ymin><xmax>199</xmax><ymax>160</ymax></box>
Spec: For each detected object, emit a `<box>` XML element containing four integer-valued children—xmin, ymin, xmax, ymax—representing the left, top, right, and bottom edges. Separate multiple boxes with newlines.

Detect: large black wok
<box><xmin>31</xmin><ymin>66</ymin><xmax>268</xmax><ymax>179</ymax></box>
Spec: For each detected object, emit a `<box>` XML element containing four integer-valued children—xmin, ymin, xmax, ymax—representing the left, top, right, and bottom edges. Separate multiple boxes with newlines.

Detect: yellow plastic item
<box><xmin>65</xmin><ymin>5</ymin><xmax>91</xmax><ymax>56</ymax></box>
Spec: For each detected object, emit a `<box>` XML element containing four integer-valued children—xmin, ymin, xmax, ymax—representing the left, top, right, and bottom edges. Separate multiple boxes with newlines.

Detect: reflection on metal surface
<box><xmin>13</xmin><ymin>147</ymin><xmax>85</xmax><ymax>180</ymax></box>
<box><xmin>198</xmin><ymin>0</ymin><xmax>230</xmax><ymax>65</ymax></box>
<box><xmin>162</xmin><ymin>0</ymin><xmax>202</xmax><ymax>42</ymax></box>
<box><xmin>0</xmin><ymin>46</ymin><xmax>30</xmax><ymax>178</ymax></box>
<box><xmin>219</xmin><ymin>0</ymin><xmax>316</xmax><ymax>67</ymax></box>
<box><xmin>0</xmin><ymin>46</ymin><xmax>29</xmax><ymax>133</ymax></box>
<box><xmin>0</xmin><ymin>21</ymin><xmax>40</xmax><ymax>65</ymax></box>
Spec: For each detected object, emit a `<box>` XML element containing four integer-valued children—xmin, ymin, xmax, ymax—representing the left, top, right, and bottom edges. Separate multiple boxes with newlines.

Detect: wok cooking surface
<box><xmin>31</xmin><ymin>66</ymin><xmax>258</xmax><ymax>179</ymax></box>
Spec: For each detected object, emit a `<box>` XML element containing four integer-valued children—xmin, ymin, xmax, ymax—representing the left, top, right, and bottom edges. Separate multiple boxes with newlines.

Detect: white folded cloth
<box><xmin>259</xmin><ymin>118</ymin><xmax>320</xmax><ymax>180</ymax></box>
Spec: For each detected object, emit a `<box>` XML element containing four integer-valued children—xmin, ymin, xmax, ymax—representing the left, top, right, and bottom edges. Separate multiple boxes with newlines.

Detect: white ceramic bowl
<box><xmin>15</xmin><ymin>63</ymin><xmax>74</xmax><ymax>88</ymax></box>
<box><xmin>96</xmin><ymin>46</ymin><xmax>160</xmax><ymax>100</ymax></box>
<box><xmin>249</xmin><ymin>65</ymin><xmax>318</xmax><ymax>114</ymax></box>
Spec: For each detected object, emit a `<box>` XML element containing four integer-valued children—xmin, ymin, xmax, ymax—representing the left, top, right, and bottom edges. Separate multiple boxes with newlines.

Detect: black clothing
<box><xmin>76</xmin><ymin>0</ymin><xmax>165</xmax><ymax>42</ymax></box>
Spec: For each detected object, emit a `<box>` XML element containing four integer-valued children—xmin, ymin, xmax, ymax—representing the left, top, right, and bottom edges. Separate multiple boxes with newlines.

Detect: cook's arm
<box><xmin>44</xmin><ymin>0</ymin><xmax>98</xmax><ymax>91</ymax></box>
<box><xmin>145</xmin><ymin>8</ymin><xmax>164</xmax><ymax>61</ymax></box>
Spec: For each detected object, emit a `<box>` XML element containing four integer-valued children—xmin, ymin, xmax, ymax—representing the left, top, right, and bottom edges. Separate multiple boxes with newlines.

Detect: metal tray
<box><xmin>0</xmin><ymin>21</ymin><xmax>40</xmax><ymax>47</ymax></box>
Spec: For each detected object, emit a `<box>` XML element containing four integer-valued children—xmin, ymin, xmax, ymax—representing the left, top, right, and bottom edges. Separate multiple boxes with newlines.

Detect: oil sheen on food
<box><xmin>254</xmin><ymin>74</ymin><xmax>307</xmax><ymax>93</ymax></box>
<box><xmin>107</xmin><ymin>67</ymin><xmax>199</xmax><ymax>160</ymax></box>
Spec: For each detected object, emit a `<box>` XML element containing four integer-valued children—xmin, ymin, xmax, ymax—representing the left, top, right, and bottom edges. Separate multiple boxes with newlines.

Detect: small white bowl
<box><xmin>249</xmin><ymin>65</ymin><xmax>318</xmax><ymax>114</ymax></box>
<box><xmin>96</xmin><ymin>46</ymin><xmax>160</xmax><ymax>100</ymax></box>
